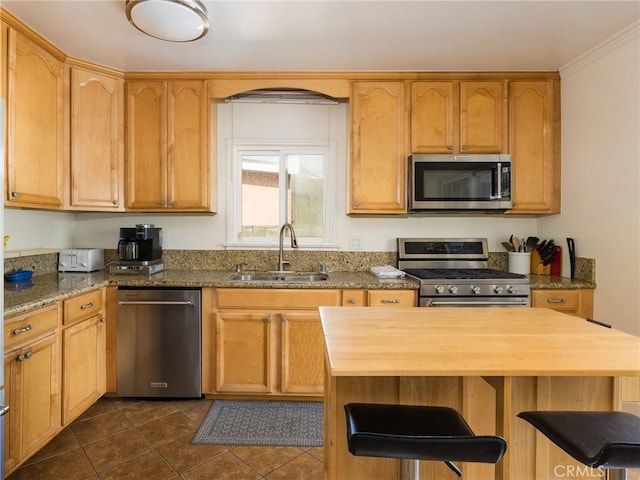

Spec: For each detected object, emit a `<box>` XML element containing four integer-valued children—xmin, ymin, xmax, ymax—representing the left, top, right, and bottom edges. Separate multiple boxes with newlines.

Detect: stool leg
<box><xmin>399</xmin><ymin>459</ymin><xmax>419</xmax><ymax>480</ymax></box>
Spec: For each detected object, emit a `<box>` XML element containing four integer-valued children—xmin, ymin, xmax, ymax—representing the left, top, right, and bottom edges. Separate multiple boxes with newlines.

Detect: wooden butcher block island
<box><xmin>319</xmin><ymin>307</ymin><xmax>640</xmax><ymax>480</ymax></box>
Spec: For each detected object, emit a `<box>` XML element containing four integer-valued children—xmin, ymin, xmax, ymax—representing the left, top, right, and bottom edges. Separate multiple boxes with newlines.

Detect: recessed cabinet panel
<box><xmin>349</xmin><ymin>81</ymin><xmax>407</xmax><ymax>214</ymax></box>
<box><xmin>126</xmin><ymin>81</ymin><xmax>166</xmax><ymax>209</ymax></box>
<box><xmin>508</xmin><ymin>80</ymin><xmax>559</xmax><ymax>214</ymax></box>
<box><xmin>411</xmin><ymin>81</ymin><xmax>457</xmax><ymax>153</ymax></box>
<box><xmin>6</xmin><ymin>28</ymin><xmax>64</xmax><ymax>208</ymax></box>
<box><xmin>126</xmin><ymin>80</ymin><xmax>210</xmax><ymax>211</ymax></box>
<box><xmin>460</xmin><ymin>81</ymin><xmax>505</xmax><ymax>153</ymax></box>
<box><xmin>70</xmin><ymin>66</ymin><xmax>124</xmax><ymax>210</ymax></box>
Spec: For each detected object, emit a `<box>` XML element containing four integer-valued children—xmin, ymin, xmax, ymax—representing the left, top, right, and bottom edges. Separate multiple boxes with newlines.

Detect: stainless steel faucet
<box><xmin>277</xmin><ymin>223</ymin><xmax>298</xmax><ymax>272</ymax></box>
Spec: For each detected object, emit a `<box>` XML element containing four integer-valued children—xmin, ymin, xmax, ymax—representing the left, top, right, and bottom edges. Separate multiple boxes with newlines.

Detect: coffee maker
<box><xmin>111</xmin><ymin>224</ymin><xmax>164</xmax><ymax>274</ymax></box>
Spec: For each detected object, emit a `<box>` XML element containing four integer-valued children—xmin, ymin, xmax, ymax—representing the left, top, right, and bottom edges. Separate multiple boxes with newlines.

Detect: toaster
<box><xmin>58</xmin><ymin>248</ymin><xmax>105</xmax><ymax>272</ymax></box>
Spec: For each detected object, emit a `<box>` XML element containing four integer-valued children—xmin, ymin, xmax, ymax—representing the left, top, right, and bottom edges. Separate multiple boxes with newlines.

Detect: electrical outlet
<box><xmin>349</xmin><ymin>236</ymin><xmax>362</xmax><ymax>250</ymax></box>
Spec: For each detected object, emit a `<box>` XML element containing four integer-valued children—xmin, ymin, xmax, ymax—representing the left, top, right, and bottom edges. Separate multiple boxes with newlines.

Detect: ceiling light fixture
<box><xmin>126</xmin><ymin>0</ymin><xmax>209</xmax><ymax>42</ymax></box>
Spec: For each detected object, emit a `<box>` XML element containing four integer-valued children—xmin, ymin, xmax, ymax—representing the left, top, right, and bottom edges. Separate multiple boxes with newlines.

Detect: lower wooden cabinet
<box><xmin>206</xmin><ymin>288</ymin><xmax>341</xmax><ymax>396</ymax></box>
<box><xmin>62</xmin><ymin>314</ymin><xmax>106</xmax><ymax>425</ymax></box>
<box><xmin>4</xmin><ymin>289</ymin><xmax>107</xmax><ymax>475</ymax></box>
<box><xmin>4</xmin><ymin>304</ymin><xmax>62</xmax><ymax>476</ymax></box>
<box><xmin>215</xmin><ymin>312</ymin><xmax>274</xmax><ymax>393</ymax></box>
<box><xmin>531</xmin><ymin>289</ymin><xmax>594</xmax><ymax>318</ymax></box>
<box><xmin>61</xmin><ymin>290</ymin><xmax>106</xmax><ymax>425</ymax></box>
<box><xmin>280</xmin><ymin>313</ymin><xmax>324</xmax><ymax>394</ymax></box>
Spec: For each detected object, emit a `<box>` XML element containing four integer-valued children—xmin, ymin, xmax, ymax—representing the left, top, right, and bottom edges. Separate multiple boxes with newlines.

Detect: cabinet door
<box><xmin>70</xmin><ymin>66</ymin><xmax>124</xmax><ymax>210</ymax></box>
<box><xmin>349</xmin><ymin>81</ymin><xmax>407</xmax><ymax>214</ymax></box>
<box><xmin>280</xmin><ymin>313</ymin><xmax>324</xmax><ymax>394</ymax></box>
<box><xmin>17</xmin><ymin>334</ymin><xmax>61</xmax><ymax>462</ymax></box>
<box><xmin>411</xmin><ymin>81</ymin><xmax>457</xmax><ymax>153</ymax></box>
<box><xmin>6</xmin><ymin>28</ymin><xmax>64</xmax><ymax>208</ymax></box>
<box><xmin>215</xmin><ymin>312</ymin><xmax>273</xmax><ymax>393</ymax></box>
<box><xmin>508</xmin><ymin>80</ymin><xmax>559</xmax><ymax>214</ymax></box>
<box><xmin>459</xmin><ymin>81</ymin><xmax>505</xmax><ymax>153</ymax></box>
<box><xmin>167</xmin><ymin>80</ymin><xmax>210</xmax><ymax>210</ymax></box>
<box><xmin>126</xmin><ymin>81</ymin><xmax>167</xmax><ymax>209</ymax></box>
<box><xmin>62</xmin><ymin>315</ymin><xmax>106</xmax><ymax>425</ymax></box>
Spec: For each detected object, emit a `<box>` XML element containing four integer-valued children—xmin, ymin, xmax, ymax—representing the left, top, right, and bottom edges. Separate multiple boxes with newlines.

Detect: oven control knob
<box><xmin>494</xmin><ymin>286</ymin><xmax>504</xmax><ymax>294</ymax></box>
<box><xmin>435</xmin><ymin>285</ymin><xmax>445</xmax><ymax>294</ymax></box>
<box><xmin>449</xmin><ymin>285</ymin><xmax>458</xmax><ymax>294</ymax></box>
<box><xmin>471</xmin><ymin>286</ymin><xmax>481</xmax><ymax>295</ymax></box>
<box><xmin>508</xmin><ymin>286</ymin><xmax>517</xmax><ymax>294</ymax></box>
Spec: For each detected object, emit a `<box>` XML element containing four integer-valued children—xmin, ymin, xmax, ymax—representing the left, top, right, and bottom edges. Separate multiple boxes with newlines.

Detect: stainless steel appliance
<box><xmin>111</xmin><ymin>224</ymin><xmax>164</xmax><ymax>275</ymax></box>
<box><xmin>409</xmin><ymin>154</ymin><xmax>512</xmax><ymax>211</ymax></box>
<box><xmin>116</xmin><ymin>288</ymin><xmax>202</xmax><ymax>398</ymax></box>
<box><xmin>58</xmin><ymin>248</ymin><xmax>105</xmax><ymax>272</ymax></box>
<box><xmin>398</xmin><ymin>238</ymin><xmax>530</xmax><ymax>307</ymax></box>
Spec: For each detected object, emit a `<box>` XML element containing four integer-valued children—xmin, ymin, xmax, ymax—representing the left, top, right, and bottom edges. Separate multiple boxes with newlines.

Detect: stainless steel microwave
<box><xmin>408</xmin><ymin>154</ymin><xmax>513</xmax><ymax>211</ymax></box>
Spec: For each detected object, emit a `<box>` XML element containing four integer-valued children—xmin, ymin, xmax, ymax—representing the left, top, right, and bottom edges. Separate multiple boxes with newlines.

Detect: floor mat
<box><xmin>192</xmin><ymin>400</ymin><xmax>323</xmax><ymax>447</ymax></box>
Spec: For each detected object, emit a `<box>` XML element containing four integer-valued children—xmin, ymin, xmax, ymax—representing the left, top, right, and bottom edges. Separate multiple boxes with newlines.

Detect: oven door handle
<box><xmin>427</xmin><ymin>300</ymin><xmax>529</xmax><ymax>306</ymax></box>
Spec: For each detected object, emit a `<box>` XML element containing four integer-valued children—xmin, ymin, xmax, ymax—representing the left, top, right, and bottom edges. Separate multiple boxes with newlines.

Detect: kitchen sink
<box><xmin>227</xmin><ymin>272</ymin><xmax>329</xmax><ymax>282</ymax></box>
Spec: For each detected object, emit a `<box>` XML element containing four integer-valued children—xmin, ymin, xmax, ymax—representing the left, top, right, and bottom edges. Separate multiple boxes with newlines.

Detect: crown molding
<box><xmin>560</xmin><ymin>20</ymin><xmax>640</xmax><ymax>78</ymax></box>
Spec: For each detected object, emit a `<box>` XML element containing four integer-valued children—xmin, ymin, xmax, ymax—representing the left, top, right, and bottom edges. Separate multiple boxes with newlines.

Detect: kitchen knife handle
<box><xmin>567</xmin><ymin>237</ymin><xmax>576</xmax><ymax>279</ymax></box>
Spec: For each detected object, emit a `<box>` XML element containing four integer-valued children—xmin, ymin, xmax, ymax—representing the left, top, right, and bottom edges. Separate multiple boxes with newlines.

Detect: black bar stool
<box><xmin>518</xmin><ymin>411</ymin><xmax>640</xmax><ymax>474</ymax></box>
<box><xmin>344</xmin><ymin>403</ymin><xmax>507</xmax><ymax>480</ymax></box>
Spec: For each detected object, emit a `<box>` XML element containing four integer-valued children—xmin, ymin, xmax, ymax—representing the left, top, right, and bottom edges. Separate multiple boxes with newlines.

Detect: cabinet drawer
<box><xmin>63</xmin><ymin>289</ymin><xmax>103</xmax><ymax>326</ymax></box>
<box><xmin>5</xmin><ymin>303</ymin><xmax>59</xmax><ymax>350</ymax></box>
<box><xmin>216</xmin><ymin>289</ymin><xmax>341</xmax><ymax>309</ymax></box>
<box><xmin>532</xmin><ymin>290</ymin><xmax>579</xmax><ymax>312</ymax></box>
<box><xmin>342</xmin><ymin>290</ymin><xmax>366</xmax><ymax>306</ymax></box>
<box><xmin>367</xmin><ymin>290</ymin><xmax>416</xmax><ymax>307</ymax></box>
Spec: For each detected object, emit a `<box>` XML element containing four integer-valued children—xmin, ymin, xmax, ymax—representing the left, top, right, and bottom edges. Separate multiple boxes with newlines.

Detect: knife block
<box><xmin>530</xmin><ymin>249</ymin><xmax>550</xmax><ymax>275</ymax></box>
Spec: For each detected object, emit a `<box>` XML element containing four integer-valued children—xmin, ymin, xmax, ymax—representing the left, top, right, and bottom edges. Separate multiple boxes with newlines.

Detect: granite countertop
<box><xmin>3</xmin><ymin>270</ymin><xmax>418</xmax><ymax>317</ymax></box>
<box><xmin>4</xmin><ymin>270</ymin><xmax>595</xmax><ymax>318</ymax></box>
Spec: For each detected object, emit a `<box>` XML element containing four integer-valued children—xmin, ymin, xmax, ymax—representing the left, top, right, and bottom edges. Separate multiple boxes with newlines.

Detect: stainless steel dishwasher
<box><xmin>116</xmin><ymin>288</ymin><xmax>202</xmax><ymax>398</ymax></box>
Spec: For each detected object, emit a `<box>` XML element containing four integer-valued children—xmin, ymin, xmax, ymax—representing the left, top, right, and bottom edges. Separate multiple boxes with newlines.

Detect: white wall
<box><xmin>540</xmin><ymin>23</ymin><xmax>640</xmax><ymax>334</ymax></box>
<box><xmin>4</xmin><ymin>208</ymin><xmax>75</xmax><ymax>252</ymax></box>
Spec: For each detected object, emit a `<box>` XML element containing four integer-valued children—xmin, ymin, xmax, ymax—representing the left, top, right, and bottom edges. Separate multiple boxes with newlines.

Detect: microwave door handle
<box><xmin>494</xmin><ymin>163</ymin><xmax>502</xmax><ymax>199</ymax></box>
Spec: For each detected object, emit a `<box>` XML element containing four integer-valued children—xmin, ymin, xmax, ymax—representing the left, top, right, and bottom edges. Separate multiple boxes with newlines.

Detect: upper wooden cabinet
<box><xmin>349</xmin><ymin>81</ymin><xmax>408</xmax><ymax>214</ymax></box>
<box><xmin>508</xmin><ymin>80</ymin><xmax>560</xmax><ymax>214</ymax></box>
<box><xmin>411</xmin><ymin>80</ymin><xmax>506</xmax><ymax>154</ymax></box>
<box><xmin>5</xmin><ymin>27</ymin><xmax>64</xmax><ymax>209</ymax></box>
<box><xmin>126</xmin><ymin>80</ymin><xmax>210</xmax><ymax>211</ymax></box>
<box><xmin>68</xmin><ymin>65</ymin><xmax>124</xmax><ymax>211</ymax></box>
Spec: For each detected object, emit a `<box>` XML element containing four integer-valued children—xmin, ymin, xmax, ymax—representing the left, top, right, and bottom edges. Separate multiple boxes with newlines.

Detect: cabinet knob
<box><xmin>281</xmin><ymin>316</ymin><xmax>288</xmax><ymax>323</ymax></box>
<box><xmin>353</xmin><ymin>201</ymin><xmax>360</xmax><ymax>207</ymax></box>
<box><xmin>100</xmin><ymin>317</ymin><xmax>106</xmax><ymax>323</ymax></box>
<box><xmin>112</xmin><ymin>200</ymin><xmax>119</xmax><ymax>206</ymax></box>
<box><xmin>461</xmin><ymin>145</ymin><xmax>468</xmax><ymax>151</ymax></box>
<box><xmin>447</xmin><ymin>145</ymin><xmax>454</xmax><ymax>150</ymax></box>
<box><xmin>265</xmin><ymin>316</ymin><xmax>272</xmax><ymax>323</ymax></box>
<box><xmin>11</xmin><ymin>192</ymin><xmax>19</xmax><ymax>198</ymax></box>
<box><xmin>348</xmin><ymin>298</ymin><xmax>356</xmax><ymax>304</ymax></box>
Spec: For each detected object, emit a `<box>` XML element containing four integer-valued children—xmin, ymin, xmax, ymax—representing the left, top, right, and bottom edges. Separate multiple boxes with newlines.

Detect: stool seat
<box><xmin>518</xmin><ymin>411</ymin><xmax>640</xmax><ymax>468</ymax></box>
<box><xmin>345</xmin><ymin>403</ymin><xmax>507</xmax><ymax>465</ymax></box>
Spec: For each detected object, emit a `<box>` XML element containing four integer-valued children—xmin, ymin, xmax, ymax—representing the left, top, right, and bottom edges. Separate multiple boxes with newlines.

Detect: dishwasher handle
<box><xmin>118</xmin><ymin>300</ymin><xmax>194</xmax><ymax>306</ymax></box>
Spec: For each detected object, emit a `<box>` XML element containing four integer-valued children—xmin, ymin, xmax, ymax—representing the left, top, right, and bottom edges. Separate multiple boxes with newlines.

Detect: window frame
<box><xmin>225</xmin><ymin>138</ymin><xmax>337</xmax><ymax>249</ymax></box>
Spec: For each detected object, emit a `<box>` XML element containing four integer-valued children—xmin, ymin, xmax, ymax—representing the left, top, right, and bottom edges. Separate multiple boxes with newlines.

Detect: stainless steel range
<box><xmin>397</xmin><ymin>238</ymin><xmax>530</xmax><ymax>307</ymax></box>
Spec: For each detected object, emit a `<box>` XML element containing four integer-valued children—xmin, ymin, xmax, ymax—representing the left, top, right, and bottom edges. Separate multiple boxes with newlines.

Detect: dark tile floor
<box><xmin>8</xmin><ymin>397</ymin><xmax>324</xmax><ymax>480</ymax></box>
